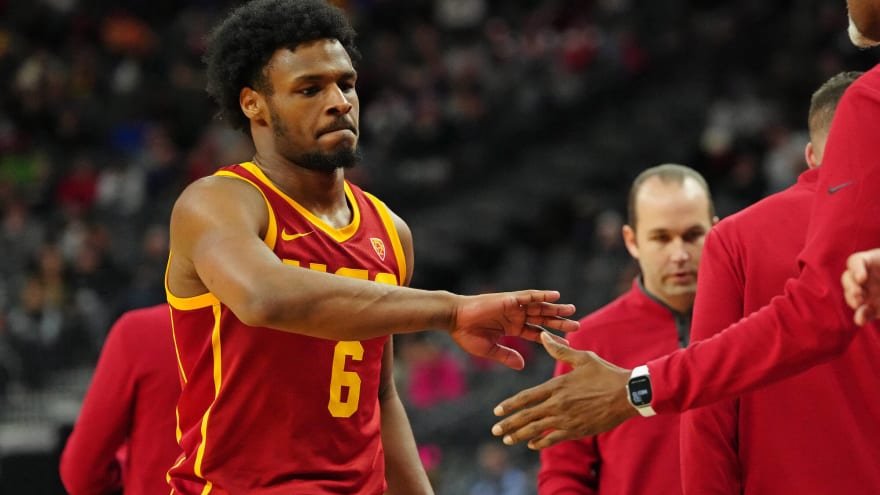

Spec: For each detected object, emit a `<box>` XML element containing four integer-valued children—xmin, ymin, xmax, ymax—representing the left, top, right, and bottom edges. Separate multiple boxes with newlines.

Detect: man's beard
<box><xmin>269</xmin><ymin>105</ymin><xmax>360</xmax><ymax>172</ymax></box>
<box><xmin>849</xmin><ymin>14</ymin><xmax>880</xmax><ymax>48</ymax></box>
<box><xmin>297</xmin><ymin>147</ymin><xmax>362</xmax><ymax>172</ymax></box>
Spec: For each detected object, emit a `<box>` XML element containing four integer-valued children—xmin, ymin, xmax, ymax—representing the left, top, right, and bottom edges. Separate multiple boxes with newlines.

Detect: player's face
<box><xmin>624</xmin><ymin>177</ymin><xmax>714</xmax><ymax>312</ymax></box>
<box><xmin>262</xmin><ymin>39</ymin><xmax>360</xmax><ymax>172</ymax></box>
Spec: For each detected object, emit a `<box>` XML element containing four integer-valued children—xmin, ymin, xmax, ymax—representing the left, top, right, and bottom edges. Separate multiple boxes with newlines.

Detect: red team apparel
<box><xmin>166</xmin><ymin>162</ymin><xmax>406</xmax><ymax>494</ymax></box>
<box><xmin>538</xmin><ymin>280</ymin><xmax>684</xmax><ymax>495</ymax></box>
<box><xmin>681</xmin><ymin>168</ymin><xmax>880</xmax><ymax>494</ymax></box>
<box><xmin>60</xmin><ymin>304</ymin><xmax>181</xmax><ymax>495</ymax></box>
<box><xmin>645</xmin><ymin>64</ymin><xmax>880</xmax><ymax>418</ymax></box>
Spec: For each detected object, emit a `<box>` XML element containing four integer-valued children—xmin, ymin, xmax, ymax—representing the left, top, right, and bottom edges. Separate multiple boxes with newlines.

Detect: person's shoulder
<box><xmin>113</xmin><ymin>304</ymin><xmax>172</xmax><ymax>338</ymax></box>
<box><xmin>171</xmin><ymin>171</ymin><xmax>268</xmax><ymax>225</ymax></box>
<box><xmin>712</xmin><ymin>180</ymin><xmax>810</xmax><ymax>240</ymax></box>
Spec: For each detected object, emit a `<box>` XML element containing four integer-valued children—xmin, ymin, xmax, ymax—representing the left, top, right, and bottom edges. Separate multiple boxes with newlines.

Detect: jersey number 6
<box><xmin>328</xmin><ymin>341</ymin><xmax>364</xmax><ymax>417</ymax></box>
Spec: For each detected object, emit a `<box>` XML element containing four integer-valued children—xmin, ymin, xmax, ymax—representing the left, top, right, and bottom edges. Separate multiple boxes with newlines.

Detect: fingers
<box><xmin>525</xmin><ymin>315</ymin><xmax>580</xmax><ymax>333</ymax></box>
<box><xmin>842</xmin><ymin>269</ymin><xmax>865</xmax><ymax>310</ymax></box>
<box><xmin>494</xmin><ymin>414</ymin><xmax>560</xmax><ymax>447</ymax></box>
<box><xmin>846</xmin><ymin>252</ymin><xmax>870</xmax><ymax>284</ymax></box>
<box><xmin>540</xmin><ymin>331</ymin><xmax>576</xmax><ymax>364</ymax></box>
<box><xmin>527</xmin><ymin>429</ymin><xmax>580</xmax><ymax>450</ymax></box>
<box><xmin>541</xmin><ymin>330</ymin><xmax>570</xmax><ymax>347</ymax></box>
<box><xmin>854</xmin><ymin>304</ymin><xmax>876</xmax><ymax>326</ymax></box>
<box><xmin>523</xmin><ymin>301</ymin><xmax>577</xmax><ymax>317</ymax></box>
<box><xmin>482</xmin><ymin>343</ymin><xmax>526</xmax><ymax>371</ymax></box>
<box><xmin>514</xmin><ymin>290</ymin><xmax>561</xmax><ymax>305</ymax></box>
<box><xmin>493</xmin><ymin>380</ymin><xmax>554</xmax><ymax>418</ymax></box>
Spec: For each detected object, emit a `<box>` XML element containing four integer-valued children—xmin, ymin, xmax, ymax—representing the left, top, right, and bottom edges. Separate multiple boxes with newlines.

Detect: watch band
<box><xmin>627</xmin><ymin>365</ymin><xmax>657</xmax><ymax>417</ymax></box>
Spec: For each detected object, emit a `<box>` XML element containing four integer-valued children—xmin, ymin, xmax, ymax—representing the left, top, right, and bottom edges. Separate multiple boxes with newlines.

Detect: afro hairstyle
<box><xmin>205</xmin><ymin>0</ymin><xmax>360</xmax><ymax>134</ymax></box>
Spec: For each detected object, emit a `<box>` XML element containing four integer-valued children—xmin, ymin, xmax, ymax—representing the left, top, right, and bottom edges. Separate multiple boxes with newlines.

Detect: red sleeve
<box><xmin>60</xmin><ymin>313</ymin><xmax>138</xmax><ymax>495</ymax></box>
<box><xmin>646</xmin><ymin>68</ymin><xmax>880</xmax><ymax>413</ymax></box>
<box><xmin>679</xmin><ymin>229</ymin><xmax>742</xmax><ymax>495</ymax></box>
<box><xmin>537</xmin><ymin>360</ymin><xmax>599</xmax><ymax>495</ymax></box>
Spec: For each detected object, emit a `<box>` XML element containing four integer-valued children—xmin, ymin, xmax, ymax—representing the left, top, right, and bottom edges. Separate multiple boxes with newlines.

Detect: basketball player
<box><xmin>164</xmin><ymin>1</ymin><xmax>577</xmax><ymax>493</ymax></box>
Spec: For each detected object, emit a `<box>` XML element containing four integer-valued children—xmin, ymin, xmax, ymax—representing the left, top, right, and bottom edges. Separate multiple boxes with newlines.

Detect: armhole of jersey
<box><xmin>214</xmin><ymin>170</ymin><xmax>278</xmax><ymax>250</ymax></box>
<box><xmin>363</xmin><ymin>191</ymin><xmax>407</xmax><ymax>286</ymax></box>
<box><xmin>164</xmin><ymin>170</ymin><xmax>278</xmax><ymax>310</ymax></box>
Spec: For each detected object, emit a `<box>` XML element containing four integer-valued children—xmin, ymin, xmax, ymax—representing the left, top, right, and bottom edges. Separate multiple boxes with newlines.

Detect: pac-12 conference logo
<box><xmin>370</xmin><ymin>238</ymin><xmax>386</xmax><ymax>261</ymax></box>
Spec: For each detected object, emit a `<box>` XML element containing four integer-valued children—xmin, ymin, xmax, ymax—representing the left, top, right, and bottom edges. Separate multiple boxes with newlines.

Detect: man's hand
<box><xmin>450</xmin><ymin>291</ymin><xmax>578</xmax><ymax>370</ymax></box>
<box><xmin>490</xmin><ymin>332</ymin><xmax>639</xmax><ymax>449</ymax></box>
<box><xmin>842</xmin><ymin>248</ymin><xmax>880</xmax><ymax>325</ymax></box>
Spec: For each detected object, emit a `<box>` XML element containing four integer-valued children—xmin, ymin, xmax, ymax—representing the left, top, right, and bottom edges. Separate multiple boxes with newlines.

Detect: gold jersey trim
<box><xmin>363</xmin><ymin>191</ymin><xmax>407</xmax><ymax>286</ymax></box>
<box><xmin>190</xmin><ymin>302</ymin><xmax>223</xmax><ymax>494</ymax></box>
<box><xmin>239</xmin><ymin>161</ymin><xmax>362</xmax><ymax>243</ymax></box>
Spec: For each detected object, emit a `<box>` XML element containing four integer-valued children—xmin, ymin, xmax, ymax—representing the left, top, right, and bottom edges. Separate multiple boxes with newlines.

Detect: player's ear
<box><xmin>240</xmin><ymin>87</ymin><xmax>265</xmax><ymax>122</ymax></box>
<box><xmin>622</xmin><ymin>224</ymin><xmax>639</xmax><ymax>260</ymax></box>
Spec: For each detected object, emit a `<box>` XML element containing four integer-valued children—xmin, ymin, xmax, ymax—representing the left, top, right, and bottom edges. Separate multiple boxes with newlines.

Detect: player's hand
<box><xmin>491</xmin><ymin>332</ymin><xmax>638</xmax><ymax>449</ymax></box>
<box><xmin>449</xmin><ymin>290</ymin><xmax>577</xmax><ymax>370</ymax></box>
<box><xmin>842</xmin><ymin>248</ymin><xmax>880</xmax><ymax>325</ymax></box>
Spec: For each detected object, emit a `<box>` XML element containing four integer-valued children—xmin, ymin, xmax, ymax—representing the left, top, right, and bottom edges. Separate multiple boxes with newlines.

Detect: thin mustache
<box><xmin>318</xmin><ymin>120</ymin><xmax>357</xmax><ymax>136</ymax></box>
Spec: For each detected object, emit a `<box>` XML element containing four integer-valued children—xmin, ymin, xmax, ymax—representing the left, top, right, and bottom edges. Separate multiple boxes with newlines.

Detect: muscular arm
<box><xmin>60</xmin><ymin>316</ymin><xmax>135</xmax><ymax>495</ymax></box>
<box><xmin>167</xmin><ymin>177</ymin><xmax>577</xmax><ymax>368</ymax></box>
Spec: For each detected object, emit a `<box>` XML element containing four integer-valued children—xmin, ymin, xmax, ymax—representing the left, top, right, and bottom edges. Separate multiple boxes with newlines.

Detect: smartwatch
<box><xmin>626</xmin><ymin>365</ymin><xmax>656</xmax><ymax>417</ymax></box>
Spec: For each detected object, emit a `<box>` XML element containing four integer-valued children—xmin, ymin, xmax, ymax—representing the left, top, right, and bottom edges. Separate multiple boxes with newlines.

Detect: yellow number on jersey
<box><xmin>328</xmin><ymin>341</ymin><xmax>364</xmax><ymax>418</ymax></box>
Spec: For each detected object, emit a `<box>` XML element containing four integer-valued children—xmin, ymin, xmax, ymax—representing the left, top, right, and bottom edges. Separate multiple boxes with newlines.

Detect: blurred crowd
<box><xmin>0</xmin><ymin>0</ymin><xmax>877</xmax><ymax>493</ymax></box>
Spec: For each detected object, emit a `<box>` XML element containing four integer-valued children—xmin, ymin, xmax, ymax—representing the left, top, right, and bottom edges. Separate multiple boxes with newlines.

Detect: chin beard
<box><xmin>849</xmin><ymin>15</ymin><xmax>880</xmax><ymax>48</ymax></box>
<box><xmin>297</xmin><ymin>147</ymin><xmax>362</xmax><ymax>173</ymax></box>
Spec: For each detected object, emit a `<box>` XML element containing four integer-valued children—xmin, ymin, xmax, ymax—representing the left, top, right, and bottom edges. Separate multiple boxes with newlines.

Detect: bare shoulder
<box><xmin>173</xmin><ymin>176</ymin><xmax>268</xmax><ymax>230</ymax></box>
<box><xmin>173</xmin><ymin>175</ymin><xmax>264</xmax><ymax>217</ymax></box>
<box><xmin>169</xmin><ymin>175</ymin><xmax>270</xmax><ymax>261</ymax></box>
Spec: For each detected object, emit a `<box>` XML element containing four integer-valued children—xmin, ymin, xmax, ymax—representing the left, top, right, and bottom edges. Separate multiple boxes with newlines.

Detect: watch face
<box><xmin>628</xmin><ymin>375</ymin><xmax>653</xmax><ymax>406</ymax></box>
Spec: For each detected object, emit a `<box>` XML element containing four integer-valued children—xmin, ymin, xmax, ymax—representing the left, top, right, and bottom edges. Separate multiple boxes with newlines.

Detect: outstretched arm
<box><xmin>167</xmin><ymin>177</ymin><xmax>578</xmax><ymax>369</ymax></box>
<box><xmin>841</xmin><ymin>248</ymin><xmax>880</xmax><ymax>325</ymax></box>
<box><xmin>494</xmin><ymin>65</ymin><xmax>880</xmax><ymax>444</ymax></box>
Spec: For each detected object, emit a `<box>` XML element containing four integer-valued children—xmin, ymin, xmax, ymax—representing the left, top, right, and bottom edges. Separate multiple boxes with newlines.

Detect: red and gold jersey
<box><xmin>166</xmin><ymin>162</ymin><xmax>406</xmax><ymax>495</ymax></box>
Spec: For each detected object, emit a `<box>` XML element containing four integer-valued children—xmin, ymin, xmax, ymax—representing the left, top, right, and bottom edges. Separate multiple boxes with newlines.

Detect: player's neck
<box><xmin>252</xmin><ymin>154</ymin><xmax>350</xmax><ymax>224</ymax></box>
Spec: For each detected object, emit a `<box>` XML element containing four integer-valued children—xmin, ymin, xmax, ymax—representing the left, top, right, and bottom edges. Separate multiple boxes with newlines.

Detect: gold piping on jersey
<box><xmin>165</xmin><ymin>255</ymin><xmax>191</xmax><ymax>386</ymax></box>
<box><xmin>239</xmin><ymin>161</ymin><xmax>362</xmax><ymax>243</ymax></box>
<box><xmin>213</xmin><ymin>169</ymin><xmax>279</xmax><ymax>251</ymax></box>
<box><xmin>190</xmin><ymin>302</ymin><xmax>223</xmax><ymax>494</ymax></box>
<box><xmin>163</xmin><ymin>168</ymin><xmax>279</xmax><ymax>311</ymax></box>
<box><xmin>363</xmin><ymin>191</ymin><xmax>407</xmax><ymax>286</ymax></box>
